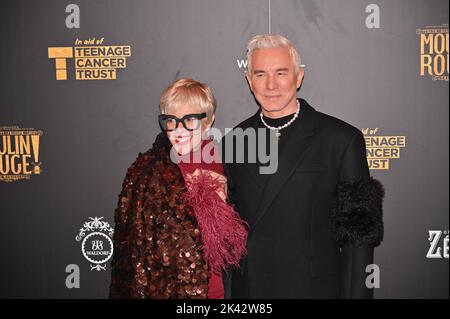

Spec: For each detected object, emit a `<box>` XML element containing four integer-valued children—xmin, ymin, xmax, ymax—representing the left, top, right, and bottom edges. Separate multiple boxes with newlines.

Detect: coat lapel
<box><xmin>229</xmin><ymin>112</ymin><xmax>267</xmax><ymax>190</ymax></box>
<box><xmin>248</xmin><ymin>100</ymin><xmax>318</xmax><ymax>234</ymax></box>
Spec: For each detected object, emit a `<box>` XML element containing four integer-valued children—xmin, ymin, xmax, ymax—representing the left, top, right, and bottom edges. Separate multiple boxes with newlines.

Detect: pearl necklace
<box><xmin>260</xmin><ymin>100</ymin><xmax>300</xmax><ymax>139</ymax></box>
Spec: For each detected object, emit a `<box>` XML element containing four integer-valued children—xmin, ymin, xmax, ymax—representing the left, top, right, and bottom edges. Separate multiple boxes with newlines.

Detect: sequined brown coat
<box><xmin>109</xmin><ymin>133</ymin><xmax>210</xmax><ymax>299</ymax></box>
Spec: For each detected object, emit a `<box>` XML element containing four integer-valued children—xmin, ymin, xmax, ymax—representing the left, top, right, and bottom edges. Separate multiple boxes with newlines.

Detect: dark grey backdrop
<box><xmin>0</xmin><ymin>0</ymin><xmax>448</xmax><ymax>298</ymax></box>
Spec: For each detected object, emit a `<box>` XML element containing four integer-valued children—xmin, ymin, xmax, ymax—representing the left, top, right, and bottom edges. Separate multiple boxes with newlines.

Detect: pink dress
<box><xmin>177</xmin><ymin>141</ymin><xmax>226</xmax><ymax>299</ymax></box>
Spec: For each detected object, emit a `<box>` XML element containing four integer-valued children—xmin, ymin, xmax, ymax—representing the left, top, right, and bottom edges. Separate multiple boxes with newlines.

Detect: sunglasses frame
<box><xmin>158</xmin><ymin>112</ymin><xmax>207</xmax><ymax>132</ymax></box>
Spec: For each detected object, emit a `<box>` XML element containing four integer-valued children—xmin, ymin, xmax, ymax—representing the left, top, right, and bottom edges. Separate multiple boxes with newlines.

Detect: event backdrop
<box><xmin>0</xmin><ymin>0</ymin><xmax>448</xmax><ymax>298</ymax></box>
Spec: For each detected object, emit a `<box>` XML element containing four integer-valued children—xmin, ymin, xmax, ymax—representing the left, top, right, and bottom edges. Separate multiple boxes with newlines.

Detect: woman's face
<box><xmin>164</xmin><ymin>104</ymin><xmax>213</xmax><ymax>155</ymax></box>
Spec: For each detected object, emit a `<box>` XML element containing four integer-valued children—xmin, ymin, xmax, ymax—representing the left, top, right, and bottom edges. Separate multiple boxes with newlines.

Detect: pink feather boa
<box><xmin>183</xmin><ymin>170</ymin><xmax>248</xmax><ymax>275</ymax></box>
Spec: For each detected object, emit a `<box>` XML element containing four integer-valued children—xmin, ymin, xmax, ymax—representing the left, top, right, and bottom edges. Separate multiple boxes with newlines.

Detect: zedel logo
<box><xmin>427</xmin><ymin>230</ymin><xmax>449</xmax><ymax>259</ymax></box>
<box><xmin>417</xmin><ymin>24</ymin><xmax>449</xmax><ymax>81</ymax></box>
<box><xmin>0</xmin><ymin>126</ymin><xmax>43</xmax><ymax>182</ymax></box>
<box><xmin>75</xmin><ymin>217</ymin><xmax>114</xmax><ymax>271</ymax></box>
<box><xmin>48</xmin><ymin>37</ymin><xmax>131</xmax><ymax>80</ymax></box>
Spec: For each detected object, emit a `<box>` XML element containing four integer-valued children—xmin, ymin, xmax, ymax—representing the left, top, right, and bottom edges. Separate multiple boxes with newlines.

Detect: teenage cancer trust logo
<box><xmin>75</xmin><ymin>217</ymin><xmax>114</xmax><ymax>271</ymax></box>
<box><xmin>0</xmin><ymin>126</ymin><xmax>43</xmax><ymax>182</ymax></box>
<box><xmin>48</xmin><ymin>37</ymin><xmax>131</xmax><ymax>80</ymax></box>
<box><xmin>363</xmin><ymin>128</ymin><xmax>406</xmax><ymax>170</ymax></box>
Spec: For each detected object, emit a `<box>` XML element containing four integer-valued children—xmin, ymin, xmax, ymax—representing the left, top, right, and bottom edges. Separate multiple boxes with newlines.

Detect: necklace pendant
<box><xmin>275</xmin><ymin>131</ymin><xmax>281</xmax><ymax>139</ymax></box>
<box><xmin>260</xmin><ymin>100</ymin><xmax>300</xmax><ymax>141</ymax></box>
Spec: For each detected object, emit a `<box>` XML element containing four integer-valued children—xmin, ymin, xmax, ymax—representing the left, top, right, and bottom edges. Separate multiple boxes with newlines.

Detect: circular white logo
<box><xmin>81</xmin><ymin>232</ymin><xmax>114</xmax><ymax>265</ymax></box>
<box><xmin>75</xmin><ymin>217</ymin><xmax>114</xmax><ymax>271</ymax></box>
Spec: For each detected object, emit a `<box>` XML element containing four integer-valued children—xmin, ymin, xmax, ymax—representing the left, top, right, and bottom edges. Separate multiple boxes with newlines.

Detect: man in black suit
<box><xmin>222</xmin><ymin>34</ymin><xmax>384</xmax><ymax>298</ymax></box>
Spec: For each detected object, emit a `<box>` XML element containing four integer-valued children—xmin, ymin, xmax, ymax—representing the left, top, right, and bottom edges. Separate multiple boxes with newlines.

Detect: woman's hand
<box><xmin>185</xmin><ymin>169</ymin><xmax>228</xmax><ymax>202</ymax></box>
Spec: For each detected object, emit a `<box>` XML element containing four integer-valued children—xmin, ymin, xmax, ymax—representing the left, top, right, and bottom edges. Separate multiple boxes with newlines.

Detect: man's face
<box><xmin>246</xmin><ymin>46</ymin><xmax>304</xmax><ymax>117</ymax></box>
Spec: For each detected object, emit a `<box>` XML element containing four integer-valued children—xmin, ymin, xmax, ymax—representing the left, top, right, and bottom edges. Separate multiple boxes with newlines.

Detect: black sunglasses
<box><xmin>158</xmin><ymin>113</ymin><xmax>207</xmax><ymax>132</ymax></box>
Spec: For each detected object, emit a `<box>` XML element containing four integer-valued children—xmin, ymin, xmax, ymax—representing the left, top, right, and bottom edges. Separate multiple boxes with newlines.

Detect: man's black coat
<box><xmin>221</xmin><ymin>99</ymin><xmax>384</xmax><ymax>299</ymax></box>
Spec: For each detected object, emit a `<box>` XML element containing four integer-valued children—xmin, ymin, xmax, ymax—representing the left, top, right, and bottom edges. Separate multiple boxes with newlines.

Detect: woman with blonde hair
<box><xmin>110</xmin><ymin>78</ymin><xmax>247</xmax><ymax>299</ymax></box>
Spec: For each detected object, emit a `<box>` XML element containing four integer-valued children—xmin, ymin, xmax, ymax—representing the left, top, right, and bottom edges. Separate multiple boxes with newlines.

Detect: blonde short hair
<box><xmin>159</xmin><ymin>78</ymin><xmax>216</xmax><ymax>122</ymax></box>
<box><xmin>246</xmin><ymin>34</ymin><xmax>302</xmax><ymax>73</ymax></box>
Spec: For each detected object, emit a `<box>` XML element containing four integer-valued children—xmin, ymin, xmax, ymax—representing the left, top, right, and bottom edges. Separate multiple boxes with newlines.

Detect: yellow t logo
<box><xmin>48</xmin><ymin>47</ymin><xmax>73</xmax><ymax>80</ymax></box>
